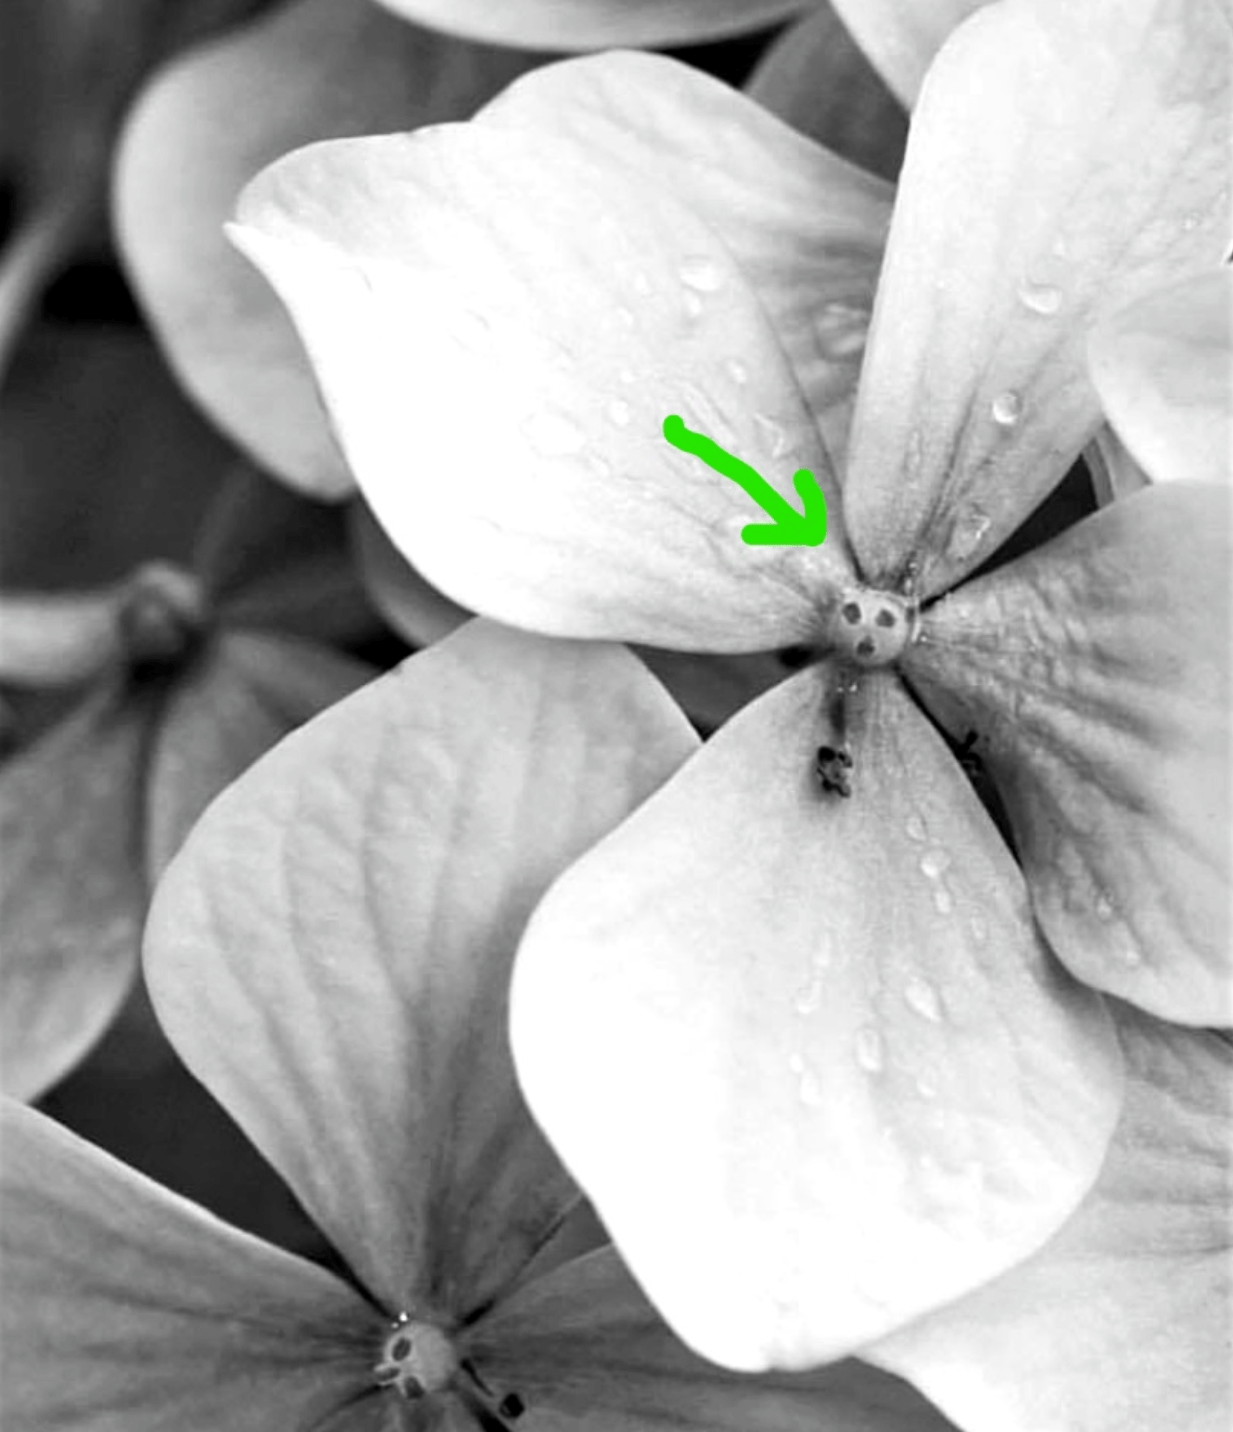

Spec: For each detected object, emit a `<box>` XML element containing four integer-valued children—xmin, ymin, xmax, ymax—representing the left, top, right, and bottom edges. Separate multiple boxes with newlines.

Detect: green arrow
<box><xmin>662</xmin><ymin>414</ymin><xmax>828</xmax><ymax>547</ymax></box>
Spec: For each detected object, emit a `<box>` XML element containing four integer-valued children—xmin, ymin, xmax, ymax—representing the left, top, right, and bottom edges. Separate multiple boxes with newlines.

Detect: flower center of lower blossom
<box><xmin>824</xmin><ymin>587</ymin><xmax>915</xmax><ymax>667</ymax></box>
<box><xmin>373</xmin><ymin>1315</ymin><xmax>527</xmax><ymax>1428</ymax></box>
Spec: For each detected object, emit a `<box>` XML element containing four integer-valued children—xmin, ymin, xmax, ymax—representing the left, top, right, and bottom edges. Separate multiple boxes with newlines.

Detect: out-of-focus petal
<box><xmin>114</xmin><ymin>0</ymin><xmax>542</xmax><ymax>496</ymax></box>
<box><xmin>143</xmin><ymin>629</ymin><xmax>371</xmax><ymax>881</ymax></box>
<box><xmin>232</xmin><ymin>111</ymin><xmax>854</xmax><ymax>650</ymax></box>
<box><xmin>0</xmin><ymin>585</ymin><xmax>125</xmax><ymax>687</ymax></box>
<box><xmin>870</xmin><ymin>1010</ymin><xmax>1232</xmax><ymax>1432</ymax></box>
<box><xmin>845</xmin><ymin>0</ymin><xmax>1231</xmax><ymax>599</ymax></box>
<box><xmin>744</xmin><ymin>4</ymin><xmax>908</xmax><ymax>182</ymax></box>
<box><xmin>470</xmin><ymin>1246</ymin><xmax>961</xmax><ymax>1431</ymax></box>
<box><xmin>905</xmin><ymin>482</ymin><xmax>1231</xmax><ymax>1025</ymax></box>
<box><xmin>827</xmin><ymin>0</ymin><xmax>988</xmax><ymax>108</ymax></box>
<box><xmin>145</xmin><ymin>620</ymin><xmax>698</xmax><ymax>1317</ymax></box>
<box><xmin>0</xmin><ymin>1099</ymin><xmax>378</xmax><ymax>1432</ymax></box>
<box><xmin>370</xmin><ymin>0</ymin><xmax>815</xmax><ymax>53</ymax></box>
<box><xmin>511</xmin><ymin>664</ymin><xmax>1122</xmax><ymax>1371</ymax></box>
<box><xmin>0</xmin><ymin>685</ymin><xmax>154</xmax><ymax>1100</ymax></box>
<box><xmin>1088</xmin><ymin>268</ymin><xmax>1232</xmax><ymax>487</ymax></box>
<box><xmin>478</xmin><ymin>53</ymin><xmax>894</xmax><ymax>469</ymax></box>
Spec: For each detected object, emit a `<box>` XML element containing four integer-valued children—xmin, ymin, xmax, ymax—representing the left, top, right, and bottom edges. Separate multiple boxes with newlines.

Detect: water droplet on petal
<box><xmin>903</xmin><ymin>976</ymin><xmax>944</xmax><ymax>1023</ymax></box>
<box><xmin>606</xmin><ymin>398</ymin><xmax>632</xmax><ymax>428</ymax></box>
<box><xmin>1094</xmin><ymin>893</ymin><xmax>1115</xmax><ymax>921</ymax></box>
<box><xmin>919</xmin><ymin>849</ymin><xmax>951</xmax><ymax>880</ymax></box>
<box><xmin>914</xmin><ymin>1074</ymin><xmax>938</xmax><ymax>1100</ymax></box>
<box><xmin>788</xmin><ymin>1052</ymin><xmax>806</xmax><ymax>1075</ymax></box>
<box><xmin>968</xmin><ymin>914</ymin><xmax>989</xmax><ymax>943</ymax></box>
<box><xmin>682</xmin><ymin>290</ymin><xmax>705</xmax><ymax>320</ymax></box>
<box><xmin>798</xmin><ymin>1068</ymin><xmax>825</xmax><ymax>1107</ymax></box>
<box><xmin>854</xmin><ymin>1026</ymin><xmax>885</xmax><ymax>1074</ymax></box>
<box><xmin>793</xmin><ymin>977</ymin><xmax>824</xmax><ymax>1016</ymax></box>
<box><xmin>618</xmin><ymin>366</ymin><xmax>636</xmax><ymax>385</ymax></box>
<box><xmin>932</xmin><ymin>886</ymin><xmax>955</xmax><ymax>915</ymax></box>
<box><xmin>1181</xmin><ymin>211</ymin><xmax>1201</xmax><ymax>232</ymax></box>
<box><xmin>753</xmin><ymin>413</ymin><xmax>790</xmax><ymax>458</ymax></box>
<box><xmin>725</xmin><ymin>358</ymin><xmax>749</xmax><ymax>386</ymax></box>
<box><xmin>523</xmin><ymin>411</ymin><xmax>587</xmax><ymax>457</ymax></box>
<box><xmin>991</xmin><ymin>390</ymin><xmax>1023</xmax><ymax>427</ymax></box>
<box><xmin>904</xmin><ymin>814</ymin><xmax>928</xmax><ymax>843</ymax></box>
<box><xmin>1018</xmin><ymin>281</ymin><xmax>1063</xmax><ymax>315</ymax></box>
<box><xmin>679</xmin><ymin>254</ymin><xmax>726</xmax><ymax>293</ymax></box>
<box><xmin>949</xmin><ymin>507</ymin><xmax>992</xmax><ymax>561</ymax></box>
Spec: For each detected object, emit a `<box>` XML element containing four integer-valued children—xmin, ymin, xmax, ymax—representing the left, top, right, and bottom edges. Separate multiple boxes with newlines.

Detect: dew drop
<box><xmin>919</xmin><ymin>849</ymin><xmax>951</xmax><ymax>880</ymax></box>
<box><xmin>753</xmin><ymin>413</ymin><xmax>790</xmax><ymax>458</ymax></box>
<box><xmin>725</xmin><ymin>358</ymin><xmax>749</xmax><ymax>386</ymax></box>
<box><xmin>904</xmin><ymin>813</ymin><xmax>928</xmax><ymax>843</ymax></box>
<box><xmin>682</xmin><ymin>290</ymin><xmax>705</xmax><ymax>320</ymax></box>
<box><xmin>1181</xmin><ymin>211</ymin><xmax>1201</xmax><ymax>232</ymax></box>
<box><xmin>950</xmin><ymin>507</ymin><xmax>992</xmax><ymax>560</ymax></box>
<box><xmin>854</xmin><ymin>1026</ymin><xmax>885</xmax><ymax>1074</ymax></box>
<box><xmin>1094</xmin><ymin>893</ymin><xmax>1115</xmax><ymax>921</ymax></box>
<box><xmin>618</xmin><ymin>366</ymin><xmax>637</xmax><ymax>385</ymax></box>
<box><xmin>968</xmin><ymin>914</ymin><xmax>989</xmax><ymax>944</ymax></box>
<box><xmin>932</xmin><ymin>886</ymin><xmax>955</xmax><ymax>915</ymax></box>
<box><xmin>606</xmin><ymin>398</ymin><xmax>632</xmax><ymax>428</ymax></box>
<box><xmin>1018</xmin><ymin>281</ymin><xmax>1063</xmax><ymax>315</ymax></box>
<box><xmin>523</xmin><ymin>411</ymin><xmax>587</xmax><ymax>457</ymax></box>
<box><xmin>679</xmin><ymin>254</ymin><xmax>726</xmax><ymax>293</ymax></box>
<box><xmin>793</xmin><ymin>977</ymin><xmax>824</xmax><ymax>1016</ymax></box>
<box><xmin>991</xmin><ymin>390</ymin><xmax>1023</xmax><ymax>427</ymax></box>
<box><xmin>903</xmin><ymin>976</ymin><xmax>943</xmax><ymax>1023</ymax></box>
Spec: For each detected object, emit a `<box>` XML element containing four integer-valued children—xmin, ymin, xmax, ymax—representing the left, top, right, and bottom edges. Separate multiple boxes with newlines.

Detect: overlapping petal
<box><xmin>1088</xmin><ymin>268</ymin><xmax>1232</xmax><ymax>488</ymax></box>
<box><xmin>511</xmin><ymin>663</ymin><xmax>1123</xmax><ymax>1371</ymax></box>
<box><xmin>904</xmin><ymin>482</ymin><xmax>1231</xmax><ymax>1024</ymax></box>
<box><xmin>145</xmin><ymin>619</ymin><xmax>698</xmax><ymax>1319</ymax></box>
<box><xmin>370</xmin><ymin>0</ymin><xmax>815</xmax><ymax>52</ymax></box>
<box><xmin>0</xmin><ymin>1100</ymin><xmax>377</xmax><ymax>1432</ymax></box>
<box><xmin>869</xmin><ymin>1010</ymin><xmax>1232</xmax><ymax>1432</ymax></box>
<box><xmin>231</xmin><ymin>53</ymin><xmax>894</xmax><ymax>648</ymax></box>
<box><xmin>471</xmin><ymin>1247</ymin><xmax>961</xmax><ymax>1431</ymax></box>
<box><xmin>844</xmin><ymin>0</ymin><xmax>1231</xmax><ymax>598</ymax></box>
<box><xmin>827</xmin><ymin>0</ymin><xmax>988</xmax><ymax>108</ymax></box>
<box><xmin>115</xmin><ymin>0</ymin><xmax>543</xmax><ymax>495</ymax></box>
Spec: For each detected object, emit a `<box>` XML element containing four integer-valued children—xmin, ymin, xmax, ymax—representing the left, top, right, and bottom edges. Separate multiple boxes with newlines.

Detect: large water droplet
<box><xmin>725</xmin><ymin>358</ymin><xmax>749</xmax><ymax>386</ymax></box>
<box><xmin>904</xmin><ymin>814</ymin><xmax>928</xmax><ymax>843</ymax></box>
<box><xmin>523</xmin><ymin>411</ymin><xmax>587</xmax><ymax>457</ymax></box>
<box><xmin>753</xmin><ymin>413</ymin><xmax>790</xmax><ymax>458</ymax></box>
<box><xmin>679</xmin><ymin>255</ymin><xmax>726</xmax><ymax>293</ymax></box>
<box><xmin>606</xmin><ymin>398</ymin><xmax>632</xmax><ymax>428</ymax></box>
<box><xmin>991</xmin><ymin>390</ymin><xmax>1023</xmax><ymax>427</ymax></box>
<box><xmin>1018</xmin><ymin>281</ymin><xmax>1062</xmax><ymax>315</ymax></box>
<box><xmin>854</xmin><ymin>1026</ymin><xmax>885</xmax><ymax>1074</ymax></box>
<box><xmin>903</xmin><ymin>976</ymin><xmax>943</xmax><ymax>1023</ymax></box>
<box><xmin>919</xmin><ymin>849</ymin><xmax>951</xmax><ymax>880</ymax></box>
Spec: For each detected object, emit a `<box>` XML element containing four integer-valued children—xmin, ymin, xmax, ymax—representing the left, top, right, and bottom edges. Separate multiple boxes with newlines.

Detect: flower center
<box><xmin>824</xmin><ymin>587</ymin><xmax>914</xmax><ymax>667</ymax></box>
<box><xmin>373</xmin><ymin>1316</ymin><xmax>458</xmax><ymax>1400</ymax></box>
<box><xmin>116</xmin><ymin>561</ymin><xmax>209</xmax><ymax>669</ymax></box>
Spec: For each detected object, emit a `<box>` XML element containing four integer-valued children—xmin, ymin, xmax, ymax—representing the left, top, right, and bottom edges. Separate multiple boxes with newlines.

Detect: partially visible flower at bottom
<box><xmin>0</xmin><ymin>618</ymin><xmax>955</xmax><ymax>1432</ymax></box>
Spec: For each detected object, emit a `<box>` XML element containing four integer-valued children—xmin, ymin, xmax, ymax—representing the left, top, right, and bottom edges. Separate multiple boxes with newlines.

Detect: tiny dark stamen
<box><xmin>499</xmin><ymin>1393</ymin><xmax>526</xmax><ymax>1419</ymax></box>
<box><xmin>389</xmin><ymin>1336</ymin><xmax>412</xmax><ymax>1360</ymax></box>
<box><xmin>815</xmin><ymin>745</ymin><xmax>853</xmax><ymax>798</ymax></box>
<box><xmin>875</xmin><ymin>608</ymin><xmax>896</xmax><ymax>628</ymax></box>
<box><xmin>855</xmin><ymin>636</ymin><xmax>876</xmax><ymax>658</ymax></box>
<box><xmin>841</xmin><ymin>601</ymin><xmax>862</xmax><ymax>623</ymax></box>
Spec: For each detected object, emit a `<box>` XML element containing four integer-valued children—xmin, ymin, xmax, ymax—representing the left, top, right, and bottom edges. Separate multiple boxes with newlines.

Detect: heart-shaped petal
<box><xmin>233</xmin><ymin>100</ymin><xmax>856</xmax><ymax>649</ymax></box>
<box><xmin>869</xmin><ymin>1010</ymin><xmax>1232</xmax><ymax>1432</ymax></box>
<box><xmin>0</xmin><ymin>1100</ymin><xmax>377</xmax><ymax>1431</ymax></box>
<box><xmin>370</xmin><ymin>0</ymin><xmax>815</xmax><ymax>52</ymax></box>
<box><xmin>1088</xmin><ymin>267</ymin><xmax>1232</xmax><ymax>488</ymax></box>
<box><xmin>844</xmin><ymin>0</ymin><xmax>1232</xmax><ymax>598</ymax></box>
<box><xmin>904</xmin><ymin>482</ymin><xmax>1232</xmax><ymax>1024</ymax></box>
<box><xmin>145</xmin><ymin>619</ymin><xmax>698</xmax><ymax>1317</ymax></box>
<box><xmin>478</xmin><ymin>53</ymin><xmax>894</xmax><ymax>469</ymax></box>
<box><xmin>114</xmin><ymin>0</ymin><xmax>543</xmax><ymax>495</ymax></box>
<box><xmin>511</xmin><ymin>663</ymin><xmax>1123</xmax><ymax>1370</ymax></box>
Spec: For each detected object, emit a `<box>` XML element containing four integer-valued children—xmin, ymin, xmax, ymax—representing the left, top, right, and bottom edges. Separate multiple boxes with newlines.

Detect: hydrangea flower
<box><xmin>223</xmin><ymin>0</ymin><xmax>1228</xmax><ymax>1380</ymax></box>
<box><xmin>1</xmin><ymin>619</ymin><xmax>962</xmax><ymax>1432</ymax></box>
